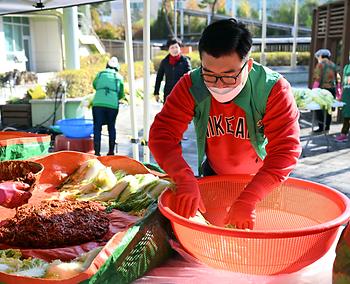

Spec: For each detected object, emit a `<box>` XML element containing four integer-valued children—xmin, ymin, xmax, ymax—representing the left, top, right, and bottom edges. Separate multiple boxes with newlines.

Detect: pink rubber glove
<box><xmin>224</xmin><ymin>191</ymin><xmax>259</xmax><ymax>230</ymax></box>
<box><xmin>336</xmin><ymin>83</ymin><xmax>342</xmax><ymax>100</ymax></box>
<box><xmin>312</xmin><ymin>81</ymin><xmax>320</xmax><ymax>89</ymax></box>
<box><xmin>174</xmin><ymin>182</ymin><xmax>206</xmax><ymax>219</ymax></box>
<box><xmin>0</xmin><ymin>181</ymin><xmax>31</xmax><ymax>209</ymax></box>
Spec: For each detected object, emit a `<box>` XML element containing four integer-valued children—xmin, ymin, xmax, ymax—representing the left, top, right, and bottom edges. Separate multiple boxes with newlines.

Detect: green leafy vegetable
<box><xmin>0</xmin><ymin>249</ymin><xmax>48</xmax><ymax>278</ymax></box>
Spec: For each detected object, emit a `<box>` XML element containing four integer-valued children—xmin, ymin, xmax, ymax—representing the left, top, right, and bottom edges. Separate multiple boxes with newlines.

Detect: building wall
<box><xmin>30</xmin><ymin>17</ymin><xmax>63</xmax><ymax>72</ymax></box>
<box><xmin>111</xmin><ymin>0</ymin><xmax>161</xmax><ymax>25</ymax></box>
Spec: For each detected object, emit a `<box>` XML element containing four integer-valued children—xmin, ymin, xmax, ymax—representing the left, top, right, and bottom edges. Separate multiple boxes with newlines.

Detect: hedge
<box><xmin>152</xmin><ymin>51</ymin><xmax>311</xmax><ymax>71</ymax></box>
<box><xmin>45</xmin><ymin>54</ymin><xmax>154</xmax><ymax>99</ymax></box>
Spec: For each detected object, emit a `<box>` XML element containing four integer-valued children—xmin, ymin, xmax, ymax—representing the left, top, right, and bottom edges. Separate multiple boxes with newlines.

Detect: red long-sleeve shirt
<box><xmin>149</xmin><ymin>73</ymin><xmax>301</xmax><ymax>200</ymax></box>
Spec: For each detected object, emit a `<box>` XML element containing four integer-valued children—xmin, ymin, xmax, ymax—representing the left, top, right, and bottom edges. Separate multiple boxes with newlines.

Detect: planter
<box><xmin>30</xmin><ymin>98</ymin><xmax>86</xmax><ymax>127</ymax></box>
<box><xmin>0</xmin><ymin>104</ymin><xmax>32</xmax><ymax>128</ymax></box>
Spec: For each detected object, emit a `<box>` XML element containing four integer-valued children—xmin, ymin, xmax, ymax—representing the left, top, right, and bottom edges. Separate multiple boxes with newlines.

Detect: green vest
<box><xmin>342</xmin><ymin>64</ymin><xmax>350</xmax><ymax>117</ymax></box>
<box><xmin>189</xmin><ymin>62</ymin><xmax>280</xmax><ymax>175</ymax></box>
<box><xmin>92</xmin><ymin>69</ymin><xmax>124</xmax><ymax>109</ymax></box>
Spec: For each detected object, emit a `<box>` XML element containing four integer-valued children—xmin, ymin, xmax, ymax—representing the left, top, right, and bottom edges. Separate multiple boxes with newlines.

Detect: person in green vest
<box><xmin>92</xmin><ymin>57</ymin><xmax>125</xmax><ymax>156</ymax></box>
<box><xmin>149</xmin><ymin>19</ymin><xmax>301</xmax><ymax>230</ymax></box>
<box><xmin>335</xmin><ymin>62</ymin><xmax>350</xmax><ymax>142</ymax></box>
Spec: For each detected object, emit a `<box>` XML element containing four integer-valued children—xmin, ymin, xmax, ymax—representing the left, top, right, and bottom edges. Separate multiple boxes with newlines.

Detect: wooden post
<box><xmin>309</xmin><ymin>9</ymin><xmax>318</xmax><ymax>88</ymax></box>
<box><xmin>324</xmin><ymin>4</ymin><xmax>331</xmax><ymax>47</ymax></box>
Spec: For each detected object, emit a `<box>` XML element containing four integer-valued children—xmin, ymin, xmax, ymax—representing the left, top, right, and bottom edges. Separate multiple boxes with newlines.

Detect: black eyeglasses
<box><xmin>201</xmin><ymin>61</ymin><xmax>248</xmax><ymax>85</ymax></box>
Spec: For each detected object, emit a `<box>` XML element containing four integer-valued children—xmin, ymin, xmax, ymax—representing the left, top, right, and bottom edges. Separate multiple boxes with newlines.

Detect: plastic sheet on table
<box><xmin>0</xmin><ymin>151</ymin><xmax>172</xmax><ymax>284</ymax></box>
<box><xmin>135</xmin><ymin>227</ymin><xmax>344</xmax><ymax>284</ymax></box>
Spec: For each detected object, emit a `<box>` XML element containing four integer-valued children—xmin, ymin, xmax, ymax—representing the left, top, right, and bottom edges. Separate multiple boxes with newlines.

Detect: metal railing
<box><xmin>101</xmin><ymin>39</ymin><xmax>162</xmax><ymax>62</ymax></box>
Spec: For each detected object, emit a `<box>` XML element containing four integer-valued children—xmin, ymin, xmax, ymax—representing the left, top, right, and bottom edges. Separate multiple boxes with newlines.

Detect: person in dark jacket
<box><xmin>154</xmin><ymin>38</ymin><xmax>191</xmax><ymax>103</ymax></box>
<box><xmin>92</xmin><ymin>56</ymin><xmax>125</xmax><ymax>156</ymax></box>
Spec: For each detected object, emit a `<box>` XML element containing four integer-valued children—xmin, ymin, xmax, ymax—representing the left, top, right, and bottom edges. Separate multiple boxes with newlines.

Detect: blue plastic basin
<box><xmin>56</xmin><ymin>118</ymin><xmax>93</xmax><ymax>138</ymax></box>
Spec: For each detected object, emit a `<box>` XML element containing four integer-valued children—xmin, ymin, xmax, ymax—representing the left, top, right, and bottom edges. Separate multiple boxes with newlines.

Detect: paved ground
<box><xmin>99</xmin><ymin>98</ymin><xmax>350</xmax><ymax>197</ymax></box>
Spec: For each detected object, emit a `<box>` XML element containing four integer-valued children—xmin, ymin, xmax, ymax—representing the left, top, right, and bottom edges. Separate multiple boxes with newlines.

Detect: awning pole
<box><xmin>260</xmin><ymin>0</ymin><xmax>267</xmax><ymax>65</ymax></box>
<box><xmin>142</xmin><ymin>0</ymin><xmax>151</xmax><ymax>163</ymax></box>
<box><xmin>123</xmin><ymin>0</ymin><xmax>139</xmax><ymax>160</ymax></box>
<box><xmin>291</xmin><ymin>0</ymin><xmax>299</xmax><ymax>68</ymax></box>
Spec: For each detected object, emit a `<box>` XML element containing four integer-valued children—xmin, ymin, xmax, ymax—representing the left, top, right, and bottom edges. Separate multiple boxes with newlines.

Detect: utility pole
<box><xmin>123</xmin><ymin>0</ymin><xmax>139</xmax><ymax>160</ymax></box>
<box><xmin>174</xmin><ymin>0</ymin><xmax>177</xmax><ymax>38</ymax></box>
<box><xmin>231</xmin><ymin>0</ymin><xmax>236</xmax><ymax>18</ymax></box>
<box><xmin>180</xmin><ymin>0</ymin><xmax>184</xmax><ymax>40</ymax></box>
<box><xmin>291</xmin><ymin>0</ymin><xmax>299</xmax><ymax>68</ymax></box>
<box><xmin>260</xmin><ymin>0</ymin><xmax>267</xmax><ymax>66</ymax></box>
<box><xmin>143</xmin><ymin>0</ymin><xmax>151</xmax><ymax>163</ymax></box>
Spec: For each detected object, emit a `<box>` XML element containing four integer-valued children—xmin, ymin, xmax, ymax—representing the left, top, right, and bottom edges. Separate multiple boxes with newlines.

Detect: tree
<box><xmin>91</xmin><ymin>7</ymin><xmax>124</xmax><ymax>40</ymax></box>
<box><xmin>270</xmin><ymin>0</ymin><xmax>321</xmax><ymax>27</ymax></box>
<box><xmin>269</xmin><ymin>1</ymin><xmax>294</xmax><ymax>25</ymax></box>
<box><xmin>198</xmin><ymin>0</ymin><xmax>219</xmax><ymax>24</ymax></box>
<box><xmin>151</xmin><ymin>4</ymin><xmax>173</xmax><ymax>40</ymax></box>
<box><xmin>236</xmin><ymin>0</ymin><xmax>259</xmax><ymax>19</ymax></box>
<box><xmin>161</xmin><ymin>0</ymin><xmax>175</xmax><ymax>38</ymax></box>
<box><xmin>299</xmin><ymin>0</ymin><xmax>320</xmax><ymax>27</ymax></box>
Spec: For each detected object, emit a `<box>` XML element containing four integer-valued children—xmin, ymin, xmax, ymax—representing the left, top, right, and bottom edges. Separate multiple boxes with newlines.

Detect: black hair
<box><xmin>106</xmin><ymin>63</ymin><xmax>118</xmax><ymax>72</ymax></box>
<box><xmin>321</xmin><ymin>55</ymin><xmax>331</xmax><ymax>59</ymax></box>
<box><xmin>198</xmin><ymin>18</ymin><xmax>252</xmax><ymax>59</ymax></box>
<box><xmin>166</xmin><ymin>37</ymin><xmax>182</xmax><ymax>48</ymax></box>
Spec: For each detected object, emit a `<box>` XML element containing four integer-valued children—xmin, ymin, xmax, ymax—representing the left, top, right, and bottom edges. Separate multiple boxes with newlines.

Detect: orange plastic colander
<box><xmin>158</xmin><ymin>175</ymin><xmax>350</xmax><ymax>275</ymax></box>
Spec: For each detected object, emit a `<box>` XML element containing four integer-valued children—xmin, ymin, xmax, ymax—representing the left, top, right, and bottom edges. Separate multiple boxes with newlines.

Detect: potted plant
<box><xmin>30</xmin><ymin>70</ymin><xmax>92</xmax><ymax>128</ymax></box>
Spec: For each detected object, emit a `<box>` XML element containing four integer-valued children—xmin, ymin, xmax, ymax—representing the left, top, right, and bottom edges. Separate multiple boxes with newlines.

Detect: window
<box><xmin>22</xmin><ymin>18</ymin><xmax>29</xmax><ymax>25</ymax></box>
<box><xmin>4</xmin><ymin>24</ymin><xmax>13</xmax><ymax>52</ymax></box>
<box><xmin>23</xmin><ymin>26</ymin><xmax>30</xmax><ymax>36</ymax></box>
<box><xmin>13</xmin><ymin>25</ymin><xmax>23</xmax><ymax>51</ymax></box>
<box><xmin>12</xmin><ymin>17</ymin><xmax>20</xmax><ymax>24</ymax></box>
<box><xmin>3</xmin><ymin>17</ymin><xmax>12</xmax><ymax>23</ymax></box>
<box><xmin>3</xmin><ymin>17</ymin><xmax>30</xmax><ymax>61</ymax></box>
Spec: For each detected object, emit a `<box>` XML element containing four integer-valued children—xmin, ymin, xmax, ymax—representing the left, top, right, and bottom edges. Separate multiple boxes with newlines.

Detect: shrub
<box><xmin>119</xmin><ymin>61</ymin><xmax>155</xmax><ymax>79</ymax></box>
<box><xmin>95</xmin><ymin>23</ymin><xmax>125</xmax><ymax>40</ymax></box>
<box><xmin>187</xmin><ymin>51</ymin><xmax>201</xmax><ymax>69</ymax></box>
<box><xmin>46</xmin><ymin>54</ymin><xmax>155</xmax><ymax>100</ymax></box>
<box><xmin>152</xmin><ymin>51</ymin><xmax>168</xmax><ymax>71</ymax></box>
<box><xmin>80</xmin><ymin>54</ymin><xmax>109</xmax><ymax>70</ymax></box>
<box><xmin>251</xmin><ymin>51</ymin><xmax>310</xmax><ymax>66</ymax></box>
<box><xmin>152</xmin><ymin>51</ymin><xmax>310</xmax><ymax>69</ymax></box>
<box><xmin>55</xmin><ymin>69</ymin><xmax>94</xmax><ymax>98</ymax></box>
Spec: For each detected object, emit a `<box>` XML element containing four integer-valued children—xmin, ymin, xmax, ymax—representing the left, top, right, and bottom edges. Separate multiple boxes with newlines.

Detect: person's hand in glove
<box><xmin>174</xmin><ymin>182</ymin><xmax>206</xmax><ymax>219</ymax></box>
<box><xmin>312</xmin><ymin>81</ymin><xmax>320</xmax><ymax>89</ymax></box>
<box><xmin>0</xmin><ymin>181</ymin><xmax>31</xmax><ymax>209</ymax></box>
<box><xmin>224</xmin><ymin>191</ymin><xmax>260</xmax><ymax>230</ymax></box>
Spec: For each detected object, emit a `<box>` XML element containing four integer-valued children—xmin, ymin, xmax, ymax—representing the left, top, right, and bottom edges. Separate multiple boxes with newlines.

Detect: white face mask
<box><xmin>207</xmin><ymin>75</ymin><xmax>247</xmax><ymax>103</ymax></box>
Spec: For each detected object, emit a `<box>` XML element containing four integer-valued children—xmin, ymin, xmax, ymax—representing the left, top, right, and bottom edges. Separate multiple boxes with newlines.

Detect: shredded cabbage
<box><xmin>0</xmin><ymin>249</ymin><xmax>48</xmax><ymax>278</ymax></box>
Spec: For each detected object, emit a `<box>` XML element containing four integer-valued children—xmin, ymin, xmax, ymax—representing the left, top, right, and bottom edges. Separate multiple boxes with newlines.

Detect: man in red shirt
<box><xmin>149</xmin><ymin>19</ymin><xmax>301</xmax><ymax>230</ymax></box>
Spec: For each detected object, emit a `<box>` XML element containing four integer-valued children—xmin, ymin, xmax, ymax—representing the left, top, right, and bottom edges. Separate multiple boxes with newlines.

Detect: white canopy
<box><xmin>0</xmin><ymin>0</ymin><xmax>109</xmax><ymax>15</ymax></box>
